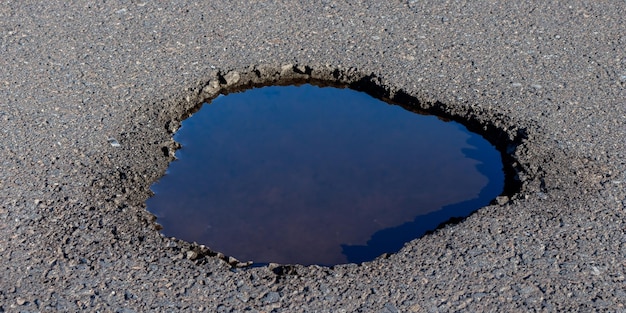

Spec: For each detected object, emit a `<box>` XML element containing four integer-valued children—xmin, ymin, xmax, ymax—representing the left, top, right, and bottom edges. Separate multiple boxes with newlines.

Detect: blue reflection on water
<box><xmin>146</xmin><ymin>84</ymin><xmax>504</xmax><ymax>266</ymax></box>
<box><xmin>341</xmin><ymin>130</ymin><xmax>504</xmax><ymax>263</ymax></box>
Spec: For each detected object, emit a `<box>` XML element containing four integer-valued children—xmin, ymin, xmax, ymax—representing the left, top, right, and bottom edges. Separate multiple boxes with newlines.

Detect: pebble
<box><xmin>383</xmin><ymin>303</ymin><xmax>399</xmax><ymax>313</ymax></box>
<box><xmin>202</xmin><ymin>80</ymin><xmax>221</xmax><ymax>96</ymax></box>
<box><xmin>186</xmin><ymin>250</ymin><xmax>198</xmax><ymax>260</ymax></box>
<box><xmin>280</xmin><ymin>64</ymin><xmax>294</xmax><ymax>75</ymax></box>
<box><xmin>496</xmin><ymin>196</ymin><xmax>510</xmax><ymax>205</ymax></box>
<box><xmin>223</xmin><ymin>71</ymin><xmax>240</xmax><ymax>86</ymax></box>
<box><xmin>227</xmin><ymin>256</ymin><xmax>239</xmax><ymax>265</ymax></box>
<box><xmin>262</xmin><ymin>291</ymin><xmax>280</xmax><ymax>304</ymax></box>
<box><xmin>107</xmin><ymin>137</ymin><xmax>121</xmax><ymax>147</ymax></box>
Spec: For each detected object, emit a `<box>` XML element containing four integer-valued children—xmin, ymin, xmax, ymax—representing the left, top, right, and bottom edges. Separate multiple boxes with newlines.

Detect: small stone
<box><xmin>495</xmin><ymin>196</ymin><xmax>509</xmax><ymax>205</ymax></box>
<box><xmin>237</xmin><ymin>293</ymin><xmax>250</xmax><ymax>303</ymax></box>
<box><xmin>235</xmin><ymin>261</ymin><xmax>253</xmax><ymax>268</ymax></box>
<box><xmin>295</xmin><ymin>64</ymin><xmax>307</xmax><ymax>73</ymax></box>
<box><xmin>591</xmin><ymin>266</ymin><xmax>601</xmax><ymax>276</ymax></box>
<box><xmin>280</xmin><ymin>64</ymin><xmax>294</xmax><ymax>75</ymax></box>
<box><xmin>383</xmin><ymin>303</ymin><xmax>399</xmax><ymax>313</ymax></box>
<box><xmin>186</xmin><ymin>250</ymin><xmax>198</xmax><ymax>260</ymax></box>
<box><xmin>223</xmin><ymin>71</ymin><xmax>240</xmax><ymax>86</ymax></box>
<box><xmin>202</xmin><ymin>80</ymin><xmax>221</xmax><ymax>95</ymax></box>
<box><xmin>107</xmin><ymin>137</ymin><xmax>121</xmax><ymax>147</ymax></box>
<box><xmin>267</xmin><ymin>263</ymin><xmax>280</xmax><ymax>271</ymax></box>
<box><xmin>227</xmin><ymin>256</ymin><xmax>239</xmax><ymax>265</ymax></box>
<box><xmin>262</xmin><ymin>291</ymin><xmax>280</xmax><ymax>304</ymax></box>
<box><xmin>16</xmin><ymin>298</ymin><xmax>26</xmax><ymax>305</ymax></box>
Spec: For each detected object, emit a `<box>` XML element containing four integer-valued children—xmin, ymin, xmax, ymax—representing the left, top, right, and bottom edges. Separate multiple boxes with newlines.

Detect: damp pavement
<box><xmin>1</xmin><ymin>1</ymin><xmax>624</xmax><ymax>312</ymax></box>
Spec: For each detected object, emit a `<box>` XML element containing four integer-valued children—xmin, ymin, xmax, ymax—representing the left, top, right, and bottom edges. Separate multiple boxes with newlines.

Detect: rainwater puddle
<box><xmin>146</xmin><ymin>84</ymin><xmax>504</xmax><ymax>266</ymax></box>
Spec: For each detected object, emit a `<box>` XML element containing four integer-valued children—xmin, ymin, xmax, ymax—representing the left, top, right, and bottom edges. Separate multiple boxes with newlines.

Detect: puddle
<box><xmin>146</xmin><ymin>84</ymin><xmax>504</xmax><ymax>266</ymax></box>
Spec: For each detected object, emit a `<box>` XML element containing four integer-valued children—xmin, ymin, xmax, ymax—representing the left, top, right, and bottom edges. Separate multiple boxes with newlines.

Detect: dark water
<box><xmin>146</xmin><ymin>84</ymin><xmax>504</xmax><ymax>266</ymax></box>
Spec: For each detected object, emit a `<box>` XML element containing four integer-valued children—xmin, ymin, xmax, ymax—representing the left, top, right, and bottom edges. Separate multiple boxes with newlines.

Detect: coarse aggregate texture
<box><xmin>1</xmin><ymin>1</ymin><xmax>625</xmax><ymax>312</ymax></box>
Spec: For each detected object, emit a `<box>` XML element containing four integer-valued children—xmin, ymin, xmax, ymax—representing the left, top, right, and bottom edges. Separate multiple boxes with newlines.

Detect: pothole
<box><xmin>146</xmin><ymin>80</ymin><xmax>510</xmax><ymax>266</ymax></box>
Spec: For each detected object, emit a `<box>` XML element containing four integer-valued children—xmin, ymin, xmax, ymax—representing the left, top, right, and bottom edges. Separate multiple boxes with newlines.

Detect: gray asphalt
<box><xmin>1</xmin><ymin>1</ymin><xmax>625</xmax><ymax>312</ymax></box>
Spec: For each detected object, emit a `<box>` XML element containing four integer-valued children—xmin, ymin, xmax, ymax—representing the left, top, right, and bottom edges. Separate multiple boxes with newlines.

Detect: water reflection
<box><xmin>146</xmin><ymin>84</ymin><xmax>504</xmax><ymax>266</ymax></box>
<box><xmin>341</xmin><ymin>130</ymin><xmax>504</xmax><ymax>263</ymax></box>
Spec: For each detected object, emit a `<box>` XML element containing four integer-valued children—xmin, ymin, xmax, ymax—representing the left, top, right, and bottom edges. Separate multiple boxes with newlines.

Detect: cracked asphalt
<box><xmin>1</xmin><ymin>1</ymin><xmax>625</xmax><ymax>312</ymax></box>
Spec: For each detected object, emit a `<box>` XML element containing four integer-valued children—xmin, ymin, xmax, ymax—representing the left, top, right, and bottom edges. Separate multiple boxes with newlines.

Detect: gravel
<box><xmin>1</xmin><ymin>1</ymin><xmax>625</xmax><ymax>312</ymax></box>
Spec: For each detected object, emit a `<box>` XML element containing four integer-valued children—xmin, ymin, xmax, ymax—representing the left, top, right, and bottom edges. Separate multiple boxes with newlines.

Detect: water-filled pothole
<box><xmin>147</xmin><ymin>84</ymin><xmax>504</xmax><ymax>266</ymax></box>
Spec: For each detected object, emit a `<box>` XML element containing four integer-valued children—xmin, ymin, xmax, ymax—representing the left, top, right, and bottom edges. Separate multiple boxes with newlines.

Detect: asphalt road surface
<box><xmin>1</xmin><ymin>1</ymin><xmax>625</xmax><ymax>312</ymax></box>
